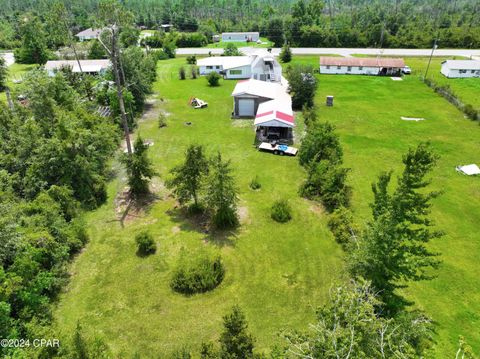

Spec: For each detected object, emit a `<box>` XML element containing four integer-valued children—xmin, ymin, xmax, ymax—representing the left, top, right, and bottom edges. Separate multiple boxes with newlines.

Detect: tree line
<box><xmin>1</xmin><ymin>0</ymin><xmax>479</xmax><ymax>49</ymax></box>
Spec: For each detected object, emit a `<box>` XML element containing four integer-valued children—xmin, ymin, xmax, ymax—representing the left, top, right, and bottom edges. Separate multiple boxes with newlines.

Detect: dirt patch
<box><xmin>114</xmin><ymin>186</ymin><xmax>160</xmax><ymax>225</ymax></box>
<box><xmin>308</xmin><ymin>202</ymin><xmax>326</xmax><ymax>216</ymax></box>
<box><xmin>238</xmin><ymin>206</ymin><xmax>250</xmax><ymax>225</ymax></box>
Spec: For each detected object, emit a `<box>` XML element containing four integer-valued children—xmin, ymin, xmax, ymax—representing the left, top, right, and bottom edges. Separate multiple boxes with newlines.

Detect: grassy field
<box><xmin>52</xmin><ymin>56</ymin><xmax>480</xmax><ymax>357</ymax></box>
<box><xmin>53</xmin><ymin>58</ymin><xmax>344</xmax><ymax>357</ymax></box>
<box><xmin>0</xmin><ymin>63</ymin><xmax>36</xmax><ymax>103</ymax></box>
<box><xmin>205</xmin><ymin>37</ymin><xmax>273</xmax><ymax>48</ymax></box>
<box><xmin>311</xmin><ymin>71</ymin><xmax>480</xmax><ymax>356</ymax></box>
<box><xmin>352</xmin><ymin>54</ymin><xmax>480</xmax><ymax>110</ymax></box>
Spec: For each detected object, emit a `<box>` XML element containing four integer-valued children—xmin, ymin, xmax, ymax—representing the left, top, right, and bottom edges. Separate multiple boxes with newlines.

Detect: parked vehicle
<box><xmin>402</xmin><ymin>65</ymin><xmax>412</xmax><ymax>74</ymax></box>
<box><xmin>258</xmin><ymin>142</ymin><xmax>298</xmax><ymax>156</ymax></box>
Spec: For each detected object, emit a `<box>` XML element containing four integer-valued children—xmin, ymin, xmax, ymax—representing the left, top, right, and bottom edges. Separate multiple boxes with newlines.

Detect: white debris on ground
<box><xmin>456</xmin><ymin>164</ymin><xmax>480</xmax><ymax>176</ymax></box>
<box><xmin>391</xmin><ymin>77</ymin><xmax>403</xmax><ymax>81</ymax></box>
<box><xmin>401</xmin><ymin>116</ymin><xmax>425</xmax><ymax>121</ymax></box>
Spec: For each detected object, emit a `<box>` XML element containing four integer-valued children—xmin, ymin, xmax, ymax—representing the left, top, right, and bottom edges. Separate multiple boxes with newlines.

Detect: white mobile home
<box><xmin>75</xmin><ymin>28</ymin><xmax>102</xmax><ymax>41</ymax></box>
<box><xmin>441</xmin><ymin>60</ymin><xmax>480</xmax><ymax>78</ymax></box>
<box><xmin>221</xmin><ymin>32</ymin><xmax>260</xmax><ymax>42</ymax></box>
<box><xmin>197</xmin><ymin>51</ymin><xmax>282</xmax><ymax>82</ymax></box>
<box><xmin>320</xmin><ymin>57</ymin><xmax>405</xmax><ymax>76</ymax></box>
<box><xmin>44</xmin><ymin>60</ymin><xmax>110</xmax><ymax>76</ymax></box>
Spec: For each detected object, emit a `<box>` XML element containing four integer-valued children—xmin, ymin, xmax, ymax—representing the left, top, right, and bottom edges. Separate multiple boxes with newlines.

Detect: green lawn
<box><xmin>205</xmin><ymin>37</ymin><xmax>273</xmax><ymax>49</ymax></box>
<box><xmin>53</xmin><ymin>58</ymin><xmax>343</xmax><ymax>357</ymax></box>
<box><xmin>313</xmin><ymin>73</ymin><xmax>480</xmax><ymax>357</ymax></box>
<box><xmin>0</xmin><ymin>63</ymin><xmax>36</xmax><ymax>103</ymax></box>
<box><xmin>52</xmin><ymin>57</ymin><xmax>480</xmax><ymax>357</ymax></box>
<box><xmin>352</xmin><ymin>54</ymin><xmax>480</xmax><ymax>110</ymax></box>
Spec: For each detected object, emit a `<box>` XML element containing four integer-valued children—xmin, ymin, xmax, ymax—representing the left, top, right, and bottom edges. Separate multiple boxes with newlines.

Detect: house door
<box><xmin>238</xmin><ymin>99</ymin><xmax>255</xmax><ymax>117</ymax></box>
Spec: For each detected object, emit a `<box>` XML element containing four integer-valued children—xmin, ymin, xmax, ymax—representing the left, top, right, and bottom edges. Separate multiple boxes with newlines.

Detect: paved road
<box><xmin>176</xmin><ymin>47</ymin><xmax>480</xmax><ymax>58</ymax></box>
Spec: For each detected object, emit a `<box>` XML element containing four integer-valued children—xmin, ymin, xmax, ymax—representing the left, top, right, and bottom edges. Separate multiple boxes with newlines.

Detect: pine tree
<box><xmin>349</xmin><ymin>143</ymin><xmax>443</xmax><ymax>313</ymax></box>
<box><xmin>279</xmin><ymin>43</ymin><xmax>292</xmax><ymax>63</ymax></box>
<box><xmin>121</xmin><ymin>136</ymin><xmax>156</xmax><ymax>199</ymax></box>
<box><xmin>15</xmin><ymin>14</ymin><xmax>49</xmax><ymax>65</ymax></box>
<box><xmin>0</xmin><ymin>56</ymin><xmax>7</xmax><ymax>90</ymax></box>
<box><xmin>167</xmin><ymin>145</ymin><xmax>209</xmax><ymax>211</ymax></box>
<box><xmin>205</xmin><ymin>153</ymin><xmax>238</xmax><ymax>229</ymax></box>
<box><xmin>219</xmin><ymin>305</ymin><xmax>255</xmax><ymax>359</ymax></box>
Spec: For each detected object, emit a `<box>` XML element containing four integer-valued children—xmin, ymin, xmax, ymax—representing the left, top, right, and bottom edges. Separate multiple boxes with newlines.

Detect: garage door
<box><xmin>238</xmin><ymin>99</ymin><xmax>255</xmax><ymax>117</ymax></box>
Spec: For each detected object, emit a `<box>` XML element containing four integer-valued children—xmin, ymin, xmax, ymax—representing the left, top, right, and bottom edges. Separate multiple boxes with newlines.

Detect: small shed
<box><xmin>441</xmin><ymin>60</ymin><xmax>480</xmax><ymax>78</ymax></box>
<box><xmin>222</xmin><ymin>32</ymin><xmax>260</xmax><ymax>43</ymax></box>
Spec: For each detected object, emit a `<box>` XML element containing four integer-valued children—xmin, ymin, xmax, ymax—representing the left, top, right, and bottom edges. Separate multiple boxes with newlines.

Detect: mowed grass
<box><xmin>205</xmin><ymin>37</ymin><xmax>273</xmax><ymax>48</ymax></box>
<box><xmin>53</xmin><ymin>58</ymin><xmax>344</xmax><ymax>357</ymax></box>
<box><xmin>313</xmin><ymin>72</ymin><xmax>480</xmax><ymax>356</ymax></box>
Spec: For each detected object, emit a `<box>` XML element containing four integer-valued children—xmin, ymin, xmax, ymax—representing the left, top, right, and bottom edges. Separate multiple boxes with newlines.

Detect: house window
<box><xmin>347</xmin><ymin>66</ymin><xmax>352</xmax><ymax>71</ymax></box>
<box><xmin>459</xmin><ymin>70</ymin><xmax>466</xmax><ymax>74</ymax></box>
<box><xmin>471</xmin><ymin>70</ymin><xmax>476</xmax><ymax>74</ymax></box>
<box><xmin>206</xmin><ymin>66</ymin><xmax>213</xmax><ymax>69</ymax></box>
<box><xmin>216</xmin><ymin>66</ymin><xmax>221</xmax><ymax>69</ymax></box>
<box><xmin>326</xmin><ymin>65</ymin><xmax>330</xmax><ymax>69</ymax></box>
<box><xmin>337</xmin><ymin>66</ymin><xmax>341</xmax><ymax>69</ymax></box>
<box><xmin>359</xmin><ymin>66</ymin><xmax>363</xmax><ymax>70</ymax></box>
<box><xmin>230</xmin><ymin>70</ymin><xmax>242</xmax><ymax>75</ymax></box>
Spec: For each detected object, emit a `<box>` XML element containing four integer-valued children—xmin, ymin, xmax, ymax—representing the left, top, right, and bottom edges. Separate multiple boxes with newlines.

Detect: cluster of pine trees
<box><xmin>1</xmin><ymin>0</ymin><xmax>479</xmax><ymax>49</ymax></box>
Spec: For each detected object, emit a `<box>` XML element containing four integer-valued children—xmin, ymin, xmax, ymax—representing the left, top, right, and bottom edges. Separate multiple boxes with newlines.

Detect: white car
<box><xmin>402</xmin><ymin>65</ymin><xmax>412</xmax><ymax>74</ymax></box>
<box><xmin>258</xmin><ymin>142</ymin><xmax>298</xmax><ymax>156</ymax></box>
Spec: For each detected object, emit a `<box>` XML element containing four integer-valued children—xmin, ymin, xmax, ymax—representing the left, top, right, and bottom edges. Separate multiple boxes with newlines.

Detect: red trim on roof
<box><xmin>256</xmin><ymin>110</ymin><xmax>274</xmax><ymax>118</ymax></box>
<box><xmin>277</xmin><ymin>111</ymin><xmax>294</xmax><ymax>123</ymax></box>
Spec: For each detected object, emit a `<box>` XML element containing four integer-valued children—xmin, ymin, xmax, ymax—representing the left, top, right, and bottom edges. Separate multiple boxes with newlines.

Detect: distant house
<box><xmin>441</xmin><ymin>60</ymin><xmax>480</xmax><ymax>78</ymax></box>
<box><xmin>75</xmin><ymin>28</ymin><xmax>102</xmax><ymax>42</ymax></box>
<box><xmin>221</xmin><ymin>32</ymin><xmax>260</xmax><ymax>43</ymax></box>
<box><xmin>212</xmin><ymin>34</ymin><xmax>220</xmax><ymax>43</ymax></box>
<box><xmin>319</xmin><ymin>57</ymin><xmax>405</xmax><ymax>76</ymax></box>
<box><xmin>197</xmin><ymin>50</ymin><xmax>282</xmax><ymax>82</ymax></box>
<box><xmin>44</xmin><ymin>60</ymin><xmax>110</xmax><ymax>76</ymax></box>
<box><xmin>231</xmin><ymin>79</ymin><xmax>294</xmax><ymax>143</ymax></box>
<box><xmin>160</xmin><ymin>24</ymin><xmax>173</xmax><ymax>32</ymax></box>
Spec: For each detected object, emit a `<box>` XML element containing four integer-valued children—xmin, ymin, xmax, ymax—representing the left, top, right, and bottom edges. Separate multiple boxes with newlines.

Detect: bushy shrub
<box><xmin>186</xmin><ymin>55</ymin><xmax>197</xmax><ymax>64</ymax></box>
<box><xmin>151</xmin><ymin>49</ymin><xmax>170</xmax><ymax>61</ymax></box>
<box><xmin>249</xmin><ymin>176</ymin><xmax>261</xmax><ymax>190</ymax></box>
<box><xmin>179</xmin><ymin>66</ymin><xmax>186</xmax><ymax>80</ymax></box>
<box><xmin>207</xmin><ymin>71</ymin><xmax>221</xmax><ymax>86</ymax></box>
<box><xmin>327</xmin><ymin>206</ymin><xmax>358</xmax><ymax>248</ymax></box>
<box><xmin>135</xmin><ymin>231</ymin><xmax>157</xmax><ymax>256</ymax></box>
<box><xmin>170</xmin><ymin>255</ymin><xmax>225</xmax><ymax>294</ymax></box>
<box><xmin>271</xmin><ymin>199</ymin><xmax>292</xmax><ymax>223</ymax></box>
<box><xmin>300</xmin><ymin>160</ymin><xmax>351</xmax><ymax>212</ymax></box>
<box><xmin>190</xmin><ymin>65</ymin><xmax>198</xmax><ymax>79</ymax></box>
<box><xmin>158</xmin><ymin>113</ymin><xmax>167</xmax><ymax>128</ymax></box>
<box><xmin>279</xmin><ymin>43</ymin><xmax>292</xmax><ymax>63</ymax></box>
<box><xmin>464</xmin><ymin>104</ymin><xmax>479</xmax><ymax>121</ymax></box>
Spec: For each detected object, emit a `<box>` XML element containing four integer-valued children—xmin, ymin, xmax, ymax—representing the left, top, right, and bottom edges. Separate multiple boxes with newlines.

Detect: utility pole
<box><xmin>424</xmin><ymin>38</ymin><xmax>438</xmax><ymax>79</ymax></box>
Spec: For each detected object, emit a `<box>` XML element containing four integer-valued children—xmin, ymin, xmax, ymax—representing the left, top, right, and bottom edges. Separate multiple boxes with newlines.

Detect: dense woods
<box><xmin>1</xmin><ymin>0</ymin><xmax>479</xmax><ymax>49</ymax></box>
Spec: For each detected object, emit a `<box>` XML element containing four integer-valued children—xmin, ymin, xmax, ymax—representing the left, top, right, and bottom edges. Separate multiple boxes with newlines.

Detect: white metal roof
<box><xmin>442</xmin><ymin>60</ymin><xmax>480</xmax><ymax>70</ymax></box>
<box><xmin>197</xmin><ymin>56</ymin><xmax>253</xmax><ymax>70</ymax></box>
<box><xmin>222</xmin><ymin>32</ymin><xmax>259</xmax><ymax>36</ymax></box>
<box><xmin>231</xmin><ymin>78</ymin><xmax>287</xmax><ymax>99</ymax></box>
<box><xmin>45</xmin><ymin>60</ymin><xmax>110</xmax><ymax>73</ymax></box>
<box><xmin>75</xmin><ymin>28</ymin><xmax>101</xmax><ymax>37</ymax></box>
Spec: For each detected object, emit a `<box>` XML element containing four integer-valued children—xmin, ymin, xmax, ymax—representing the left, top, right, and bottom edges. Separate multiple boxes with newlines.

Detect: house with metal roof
<box><xmin>221</xmin><ymin>32</ymin><xmax>259</xmax><ymax>42</ymax></box>
<box><xmin>75</xmin><ymin>28</ymin><xmax>102</xmax><ymax>41</ymax></box>
<box><xmin>197</xmin><ymin>50</ymin><xmax>282</xmax><ymax>82</ymax></box>
<box><xmin>231</xmin><ymin>78</ymin><xmax>294</xmax><ymax>143</ymax></box>
<box><xmin>441</xmin><ymin>60</ymin><xmax>480</xmax><ymax>78</ymax></box>
<box><xmin>44</xmin><ymin>60</ymin><xmax>110</xmax><ymax>76</ymax></box>
<box><xmin>319</xmin><ymin>57</ymin><xmax>405</xmax><ymax>76</ymax></box>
